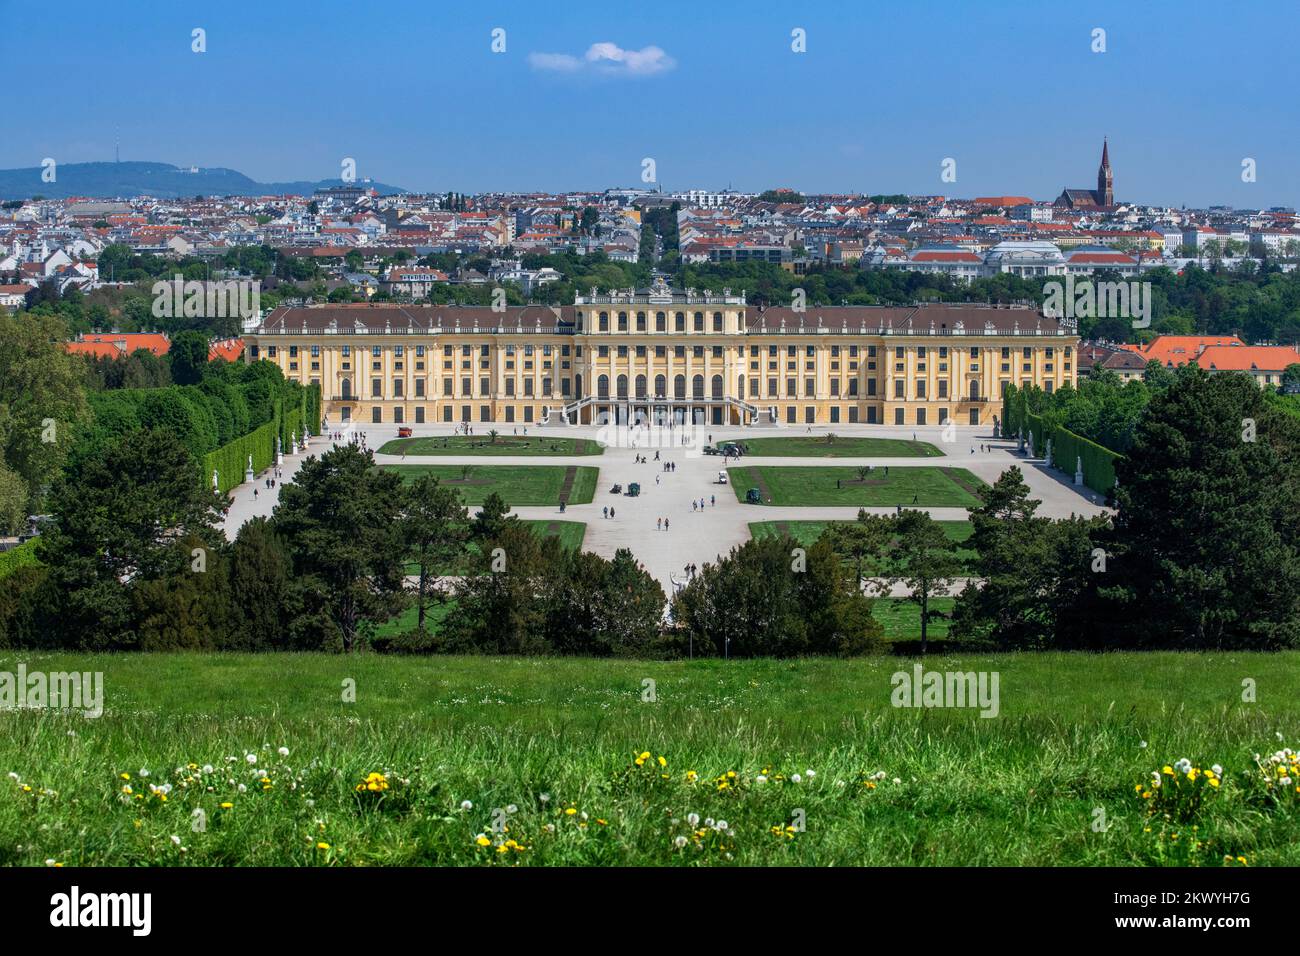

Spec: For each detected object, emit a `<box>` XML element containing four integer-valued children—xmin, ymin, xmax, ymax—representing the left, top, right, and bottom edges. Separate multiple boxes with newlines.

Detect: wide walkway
<box><xmin>222</xmin><ymin>421</ymin><xmax>1109</xmax><ymax>595</ymax></box>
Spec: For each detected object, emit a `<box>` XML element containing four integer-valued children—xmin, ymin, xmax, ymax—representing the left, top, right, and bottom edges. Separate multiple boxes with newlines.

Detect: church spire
<box><xmin>1097</xmin><ymin>137</ymin><xmax>1113</xmax><ymax>207</ymax></box>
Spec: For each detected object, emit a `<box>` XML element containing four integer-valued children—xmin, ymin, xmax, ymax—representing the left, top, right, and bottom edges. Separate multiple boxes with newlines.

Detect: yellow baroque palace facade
<box><xmin>243</xmin><ymin>282</ymin><xmax>1077</xmax><ymax>430</ymax></box>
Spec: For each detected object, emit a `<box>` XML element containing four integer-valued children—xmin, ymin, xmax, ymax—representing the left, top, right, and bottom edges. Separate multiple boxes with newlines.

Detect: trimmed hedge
<box><xmin>0</xmin><ymin>539</ymin><xmax>40</xmax><ymax>580</ymax></box>
<box><xmin>1004</xmin><ymin>385</ymin><xmax>1121</xmax><ymax>495</ymax></box>
<box><xmin>203</xmin><ymin>420</ymin><xmax>278</xmax><ymax>495</ymax></box>
<box><xmin>203</xmin><ymin>382</ymin><xmax>320</xmax><ymax>495</ymax></box>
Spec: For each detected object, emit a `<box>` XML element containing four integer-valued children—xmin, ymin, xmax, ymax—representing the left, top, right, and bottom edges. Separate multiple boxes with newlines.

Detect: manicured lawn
<box><xmin>871</xmin><ymin>597</ymin><xmax>956</xmax><ymax>641</ymax></box>
<box><xmin>3</xmin><ymin>651</ymin><xmax>1299</xmax><ymax>866</ymax></box>
<box><xmin>379</xmin><ymin>436</ymin><xmax>603</xmax><ymax>457</ymax></box>
<box><xmin>383</xmin><ymin>465</ymin><xmax>599</xmax><ymax>505</ymax></box>
<box><xmin>722</xmin><ymin>436</ymin><xmax>942</xmax><ymax>458</ymax></box>
<box><xmin>729</xmin><ymin>465</ymin><xmax>986</xmax><ymax>507</ymax></box>
<box><xmin>750</xmin><ymin>519</ymin><xmax>976</xmax><ymax>564</ymax></box>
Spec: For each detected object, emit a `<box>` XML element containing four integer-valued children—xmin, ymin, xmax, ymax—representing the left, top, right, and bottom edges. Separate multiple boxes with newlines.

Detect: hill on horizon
<box><xmin>0</xmin><ymin>161</ymin><xmax>408</xmax><ymax>200</ymax></box>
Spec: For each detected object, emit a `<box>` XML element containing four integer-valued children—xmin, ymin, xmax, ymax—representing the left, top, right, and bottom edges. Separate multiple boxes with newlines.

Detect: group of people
<box><xmin>690</xmin><ymin>496</ymin><xmax>715</xmax><ymax>511</ymax></box>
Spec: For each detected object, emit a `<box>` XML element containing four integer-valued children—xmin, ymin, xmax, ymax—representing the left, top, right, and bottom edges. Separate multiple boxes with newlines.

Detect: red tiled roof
<box><xmin>1197</xmin><ymin>345</ymin><xmax>1300</xmax><ymax>372</ymax></box>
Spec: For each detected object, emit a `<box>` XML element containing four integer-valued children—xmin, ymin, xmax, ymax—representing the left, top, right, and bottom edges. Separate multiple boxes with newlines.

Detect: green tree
<box><xmin>168</xmin><ymin>329</ymin><xmax>210</xmax><ymax>386</ymax></box>
<box><xmin>228</xmin><ymin>517</ymin><xmax>296</xmax><ymax>650</ymax></box>
<box><xmin>1095</xmin><ymin>369</ymin><xmax>1300</xmax><ymax>648</ymax></box>
<box><xmin>271</xmin><ymin>444</ymin><xmax>407</xmax><ymax>652</ymax></box>
<box><xmin>0</xmin><ymin>310</ymin><xmax>89</xmax><ymax>511</ymax></box>
<box><xmin>886</xmin><ymin>510</ymin><xmax>964</xmax><ymax>654</ymax></box>
<box><xmin>822</xmin><ymin>510</ymin><xmax>892</xmax><ymax>594</ymax></box>
<box><xmin>37</xmin><ymin>429</ymin><xmax>223</xmax><ymax>649</ymax></box>
<box><xmin>399</xmin><ymin>476</ymin><xmax>468</xmax><ymax>639</ymax></box>
<box><xmin>951</xmin><ymin>467</ymin><xmax>1105</xmax><ymax>649</ymax></box>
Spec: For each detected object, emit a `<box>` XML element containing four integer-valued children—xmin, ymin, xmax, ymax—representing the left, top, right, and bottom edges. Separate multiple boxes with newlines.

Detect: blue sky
<box><xmin>3</xmin><ymin>0</ymin><xmax>1297</xmax><ymax>206</ymax></box>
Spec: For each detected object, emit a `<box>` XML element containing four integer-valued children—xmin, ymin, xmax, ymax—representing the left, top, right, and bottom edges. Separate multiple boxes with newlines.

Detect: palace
<box><xmin>243</xmin><ymin>280</ymin><xmax>1078</xmax><ymax>429</ymax></box>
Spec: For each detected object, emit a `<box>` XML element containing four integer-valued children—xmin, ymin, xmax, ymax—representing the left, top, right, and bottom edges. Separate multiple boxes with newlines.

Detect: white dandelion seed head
<box><xmin>245</xmin><ymin>753</ymin><xmax>257</xmax><ymax>765</ymax></box>
<box><xmin>687</xmin><ymin>813</ymin><xmax>700</xmax><ymax>827</ymax></box>
<box><xmin>755</xmin><ymin>775</ymin><xmax>767</xmax><ymax>784</ymax></box>
<box><xmin>170</xmin><ymin>835</ymin><xmax>181</xmax><ymax>846</ymax></box>
<box><xmin>277</xmin><ymin>747</ymin><xmax>290</xmax><ymax>757</ymax></box>
<box><xmin>791</xmin><ymin>773</ymin><xmax>802</xmax><ymax>783</ymax></box>
<box><xmin>506</xmin><ymin>804</ymin><xmax>518</xmax><ymax>815</ymax></box>
<box><xmin>460</xmin><ymin>800</ymin><xmax>473</xmax><ymax>811</ymax></box>
<box><xmin>674</xmin><ymin>836</ymin><xmax>687</xmax><ymax>848</ymax></box>
<box><xmin>1212</xmin><ymin>764</ymin><xmax>1223</xmax><ymax>776</ymax></box>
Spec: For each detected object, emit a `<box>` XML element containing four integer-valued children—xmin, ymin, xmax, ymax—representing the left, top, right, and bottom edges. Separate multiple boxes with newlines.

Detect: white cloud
<box><xmin>528</xmin><ymin>42</ymin><xmax>675</xmax><ymax>77</ymax></box>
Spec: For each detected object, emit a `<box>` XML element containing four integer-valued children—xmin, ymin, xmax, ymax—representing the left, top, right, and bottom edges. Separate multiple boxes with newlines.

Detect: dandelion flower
<box><xmin>170</xmin><ymin>835</ymin><xmax>181</xmax><ymax>846</ymax></box>
<box><xmin>460</xmin><ymin>800</ymin><xmax>473</xmax><ymax>811</ymax></box>
<box><xmin>687</xmin><ymin>813</ymin><xmax>700</xmax><ymax>827</ymax></box>
<box><xmin>245</xmin><ymin>753</ymin><xmax>257</xmax><ymax>765</ymax></box>
<box><xmin>674</xmin><ymin>836</ymin><xmax>687</xmax><ymax>848</ymax></box>
<box><xmin>506</xmin><ymin>804</ymin><xmax>518</xmax><ymax>815</ymax></box>
<box><xmin>791</xmin><ymin>773</ymin><xmax>802</xmax><ymax>783</ymax></box>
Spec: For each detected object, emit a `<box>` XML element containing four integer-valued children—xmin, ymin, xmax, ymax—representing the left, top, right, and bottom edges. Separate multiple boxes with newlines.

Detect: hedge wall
<box><xmin>203</xmin><ymin>420</ymin><xmax>277</xmax><ymax>495</ymax></box>
<box><xmin>202</xmin><ymin>383</ymin><xmax>320</xmax><ymax>495</ymax></box>
<box><xmin>1003</xmin><ymin>387</ymin><xmax>1121</xmax><ymax>496</ymax></box>
<box><xmin>0</xmin><ymin>539</ymin><xmax>41</xmax><ymax>581</ymax></box>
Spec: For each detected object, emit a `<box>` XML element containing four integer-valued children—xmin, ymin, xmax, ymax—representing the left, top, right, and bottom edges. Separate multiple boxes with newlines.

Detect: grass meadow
<box><xmin>382</xmin><ymin>464</ymin><xmax>599</xmax><ymax>505</ymax></box>
<box><xmin>728</xmin><ymin>465</ymin><xmax>986</xmax><ymax>507</ymax></box>
<box><xmin>2</xmin><ymin>652</ymin><xmax>1297</xmax><ymax>866</ymax></box>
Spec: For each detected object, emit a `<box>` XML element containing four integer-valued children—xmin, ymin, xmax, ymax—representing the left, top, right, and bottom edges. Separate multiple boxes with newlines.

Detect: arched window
<box><xmin>736</xmin><ymin>374</ymin><xmax>745</xmax><ymax>399</ymax></box>
<box><xmin>616</xmin><ymin>374</ymin><xmax>628</xmax><ymax>398</ymax></box>
<box><xmin>635</xmin><ymin>374</ymin><xmax>647</xmax><ymax>399</ymax></box>
<box><xmin>675</xmin><ymin>312</ymin><xmax>685</xmax><ymax>332</ymax></box>
<box><xmin>574</xmin><ymin>373</ymin><xmax>584</xmax><ymax>399</ymax></box>
<box><xmin>655</xmin><ymin>312</ymin><xmax>666</xmax><ymax>332</ymax></box>
<box><xmin>970</xmin><ymin>380</ymin><xmax>980</xmax><ymax>400</ymax></box>
<box><xmin>692</xmin><ymin>374</ymin><xmax>705</xmax><ymax>399</ymax></box>
<box><xmin>713</xmin><ymin>312</ymin><xmax>723</xmax><ymax>332</ymax></box>
<box><xmin>599</xmin><ymin>312</ymin><xmax>609</xmax><ymax>331</ymax></box>
<box><xmin>654</xmin><ymin>373</ymin><xmax>666</xmax><ymax>398</ymax></box>
<box><xmin>597</xmin><ymin>374</ymin><xmax>609</xmax><ymax>399</ymax></box>
<box><xmin>693</xmin><ymin>312</ymin><xmax>704</xmax><ymax>332</ymax></box>
<box><xmin>617</xmin><ymin>312</ymin><xmax>628</xmax><ymax>331</ymax></box>
<box><xmin>636</xmin><ymin>312</ymin><xmax>646</xmax><ymax>331</ymax></box>
<box><xmin>673</xmin><ymin>374</ymin><xmax>686</xmax><ymax>399</ymax></box>
<box><xmin>340</xmin><ymin>378</ymin><xmax>352</xmax><ymax>399</ymax></box>
<box><xmin>711</xmin><ymin>374</ymin><xmax>724</xmax><ymax>399</ymax></box>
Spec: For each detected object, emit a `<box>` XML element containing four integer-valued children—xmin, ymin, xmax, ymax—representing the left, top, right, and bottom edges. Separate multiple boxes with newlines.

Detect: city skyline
<box><xmin>4</xmin><ymin>0</ymin><xmax>1297</xmax><ymax>207</ymax></box>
